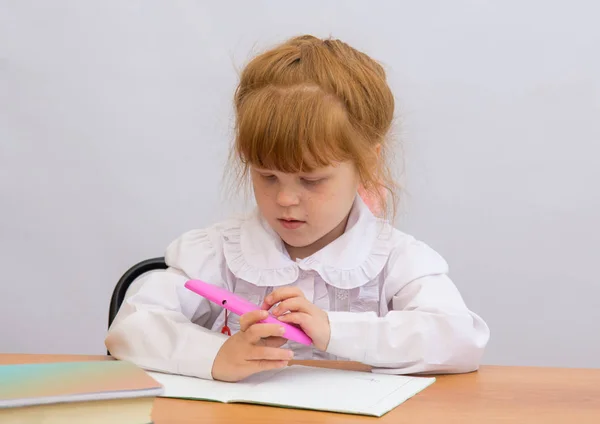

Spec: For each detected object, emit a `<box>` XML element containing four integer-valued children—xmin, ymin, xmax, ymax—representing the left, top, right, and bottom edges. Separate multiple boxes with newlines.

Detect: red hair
<box><xmin>230</xmin><ymin>35</ymin><xmax>397</xmax><ymax>218</ymax></box>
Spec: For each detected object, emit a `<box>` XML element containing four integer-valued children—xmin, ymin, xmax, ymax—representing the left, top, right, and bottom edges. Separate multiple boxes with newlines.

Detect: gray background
<box><xmin>1</xmin><ymin>1</ymin><xmax>598</xmax><ymax>368</ymax></box>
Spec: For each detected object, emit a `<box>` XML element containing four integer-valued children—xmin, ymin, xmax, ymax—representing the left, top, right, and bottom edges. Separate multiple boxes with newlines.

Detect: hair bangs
<box><xmin>235</xmin><ymin>85</ymin><xmax>355</xmax><ymax>173</ymax></box>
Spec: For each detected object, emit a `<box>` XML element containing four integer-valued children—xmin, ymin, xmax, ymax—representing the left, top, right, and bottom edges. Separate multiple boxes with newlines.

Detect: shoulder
<box><xmin>164</xmin><ymin>216</ymin><xmax>245</xmax><ymax>279</ymax></box>
<box><xmin>382</xmin><ymin>226</ymin><xmax>449</xmax><ymax>283</ymax></box>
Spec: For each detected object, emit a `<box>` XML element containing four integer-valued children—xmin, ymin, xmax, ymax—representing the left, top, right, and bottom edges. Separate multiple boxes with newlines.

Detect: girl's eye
<box><xmin>301</xmin><ymin>178</ymin><xmax>323</xmax><ymax>186</ymax></box>
<box><xmin>261</xmin><ymin>174</ymin><xmax>277</xmax><ymax>182</ymax></box>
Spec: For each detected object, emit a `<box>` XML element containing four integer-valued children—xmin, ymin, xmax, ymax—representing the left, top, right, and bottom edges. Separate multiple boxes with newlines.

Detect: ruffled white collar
<box><xmin>221</xmin><ymin>195</ymin><xmax>396</xmax><ymax>289</ymax></box>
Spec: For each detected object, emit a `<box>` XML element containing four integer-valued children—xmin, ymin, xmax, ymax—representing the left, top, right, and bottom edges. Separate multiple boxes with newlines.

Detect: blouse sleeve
<box><xmin>104</xmin><ymin>228</ymin><xmax>230</xmax><ymax>380</ymax></box>
<box><xmin>325</xmin><ymin>239</ymin><xmax>490</xmax><ymax>374</ymax></box>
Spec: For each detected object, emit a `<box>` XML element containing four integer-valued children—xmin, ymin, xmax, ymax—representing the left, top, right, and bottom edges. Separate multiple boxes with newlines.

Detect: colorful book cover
<box><xmin>0</xmin><ymin>360</ymin><xmax>163</xmax><ymax>408</ymax></box>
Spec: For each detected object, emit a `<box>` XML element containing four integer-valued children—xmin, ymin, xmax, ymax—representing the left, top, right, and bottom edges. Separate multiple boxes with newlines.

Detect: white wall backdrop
<box><xmin>1</xmin><ymin>1</ymin><xmax>598</xmax><ymax>368</ymax></box>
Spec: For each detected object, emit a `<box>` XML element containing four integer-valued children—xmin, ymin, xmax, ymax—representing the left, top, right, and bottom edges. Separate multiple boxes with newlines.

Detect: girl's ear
<box><xmin>374</xmin><ymin>143</ymin><xmax>382</xmax><ymax>157</ymax></box>
<box><xmin>358</xmin><ymin>184</ymin><xmax>384</xmax><ymax>217</ymax></box>
<box><xmin>358</xmin><ymin>143</ymin><xmax>385</xmax><ymax>216</ymax></box>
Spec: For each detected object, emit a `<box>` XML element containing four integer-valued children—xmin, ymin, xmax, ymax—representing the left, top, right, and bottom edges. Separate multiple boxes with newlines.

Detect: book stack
<box><xmin>0</xmin><ymin>360</ymin><xmax>163</xmax><ymax>424</ymax></box>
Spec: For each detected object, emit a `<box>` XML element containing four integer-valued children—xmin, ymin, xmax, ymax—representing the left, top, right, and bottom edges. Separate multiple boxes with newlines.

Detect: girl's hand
<box><xmin>211</xmin><ymin>310</ymin><xmax>294</xmax><ymax>382</ymax></box>
<box><xmin>261</xmin><ymin>287</ymin><xmax>331</xmax><ymax>351</ymax></box>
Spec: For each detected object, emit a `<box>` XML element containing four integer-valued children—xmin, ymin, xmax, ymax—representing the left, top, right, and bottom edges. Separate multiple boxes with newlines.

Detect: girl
<box><xmin>105</xmin><ymin>35</ymin><xmax>489</xmax><ymax>382</ymax></box>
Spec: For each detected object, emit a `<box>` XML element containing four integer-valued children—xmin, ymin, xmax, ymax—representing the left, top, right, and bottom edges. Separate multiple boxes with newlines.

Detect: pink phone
<box><xmin>184</xmin><ymin>279</ymin><xmax>313</xmax><ymax>346</ymax></box>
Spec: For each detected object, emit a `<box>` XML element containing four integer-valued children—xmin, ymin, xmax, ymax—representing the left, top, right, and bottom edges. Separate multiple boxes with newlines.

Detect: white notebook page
<box><xmin>148</xmin><ymin>365</ymin><xmax>434</xmax><ymax>416</ymax></box>
<box><xmin>246</xmin><ymin>366</ymin><xmax>428</xmax><ymax>415</ymax></box>
<box><xmin>146</xmin><ymin>371</ymin><xmax>243</xmax><ymax>403</ymax></box>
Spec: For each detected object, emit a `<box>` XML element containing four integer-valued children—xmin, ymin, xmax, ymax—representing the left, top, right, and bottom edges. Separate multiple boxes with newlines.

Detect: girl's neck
<box><xmin>284</xmin><ymin>213</ymin><xmax>350</xmax><ymax>260</ymax></box>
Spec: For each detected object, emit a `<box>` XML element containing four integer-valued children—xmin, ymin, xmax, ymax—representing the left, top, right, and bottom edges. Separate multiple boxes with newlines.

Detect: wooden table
<box><xmin>2</xmin><ymin>354</ymin><xmax>599</xmax><ymax>423</ymax></box>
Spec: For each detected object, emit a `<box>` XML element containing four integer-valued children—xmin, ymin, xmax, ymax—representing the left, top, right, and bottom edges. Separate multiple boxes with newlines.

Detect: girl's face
<box><xmin>251</xmin><ymin>161</ymin><xmax>360</xmax><ymax>258</ymax></box>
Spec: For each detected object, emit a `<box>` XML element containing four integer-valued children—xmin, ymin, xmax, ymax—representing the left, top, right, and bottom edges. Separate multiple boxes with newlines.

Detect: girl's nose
<box><xmin>276</xmin><ymin>187</ymin><xmax>300</xmax><ymax>207</ymax></box>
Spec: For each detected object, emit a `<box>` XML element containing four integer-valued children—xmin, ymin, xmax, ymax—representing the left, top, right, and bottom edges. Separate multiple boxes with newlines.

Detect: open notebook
<box><xmin>148</xmin><ymin>365</ymin><xmax>434</xmax><ymax>417</ymax></box>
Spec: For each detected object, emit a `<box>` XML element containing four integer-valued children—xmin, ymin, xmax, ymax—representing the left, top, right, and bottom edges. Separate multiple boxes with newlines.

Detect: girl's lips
<box><xmin>278</xmin><ymin>218</ymin><xmax>305</xmax><ymax>230</ymax></box>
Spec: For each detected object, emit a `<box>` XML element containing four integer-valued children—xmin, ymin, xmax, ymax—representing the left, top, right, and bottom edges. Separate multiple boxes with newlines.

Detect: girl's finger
<box><xmin>262</xmin><ymin>287</ymin><xmax>305</xmax><ymax>309</ymax></box>
<box><xmin>239</xmin><ymin>310</ymin><xmax>269</xmax><ymax>332</ymax></box>
<box><xmin>271</xmin><ymin>297</ymin><xmax>312</xmax><ymax>316</ymax></box>
<box><xmin>277</xmin><ymin>312</ymin><xmax>311</xmax><ymax>328</ymax></box>
<box><xmin>248</xmin><ymin>346</ymin><xmax>294</xmax><ymax>361</ymax></box>
<box><xmin>244</xmin><ymin>323</ymin><xmax>286</xmax><ymax>344</ymax></box>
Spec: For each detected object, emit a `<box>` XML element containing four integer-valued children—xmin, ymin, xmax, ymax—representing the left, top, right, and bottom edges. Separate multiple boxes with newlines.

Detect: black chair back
<box><xmin>108</xmin><ymin>257</ymin><xmax>168</xmax><ymax>328</ymax></box>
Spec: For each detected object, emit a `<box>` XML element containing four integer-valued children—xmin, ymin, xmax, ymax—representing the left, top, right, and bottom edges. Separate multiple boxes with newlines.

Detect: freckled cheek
<box><xmin>253</xmin><ymin>188</ymin><xmax>275</xmax><ymax>214</ymax></box>
<box><xmin>305</xmin><ymin>191</ymin><xmax>335</xmax><ymax>216</ymax></box>
<box><xmin>315</xmin><ymin>188</ymin><xmax>337</xmax><ymax>203</ymax></box>
<box><xmin>255</xmin><ymin>184</ymin><xmax>276</xmax><ymax>199</ymax></box>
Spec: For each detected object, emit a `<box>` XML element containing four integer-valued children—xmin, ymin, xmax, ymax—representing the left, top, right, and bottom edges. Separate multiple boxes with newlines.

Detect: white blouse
<box><xmin>105</xmin><ymin>196</ymin><xmax>490</xmax><ymax>380</ymax></box>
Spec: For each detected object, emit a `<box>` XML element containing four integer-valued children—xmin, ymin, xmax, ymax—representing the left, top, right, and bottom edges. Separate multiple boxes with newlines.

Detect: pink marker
<box><xmin>184</xmin><ymin>279</ymin><xmax>313</xmax><ymax>346</ymax></box>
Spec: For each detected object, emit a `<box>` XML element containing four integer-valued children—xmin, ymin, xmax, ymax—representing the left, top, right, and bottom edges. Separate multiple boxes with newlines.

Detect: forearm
<box><xmin>105</xmin><ymin>269</ymin><xmax>227</xmax><ymax>379</ymax></box>
<box><xmin>325</xmin><ymin>308</ymin><xmax>488</xmax><ymax>374</ymax></box>
<box><xmin>106</xmin><ymin>307</ymin><xmax>227</xmax><ymax>379</ymax></box>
